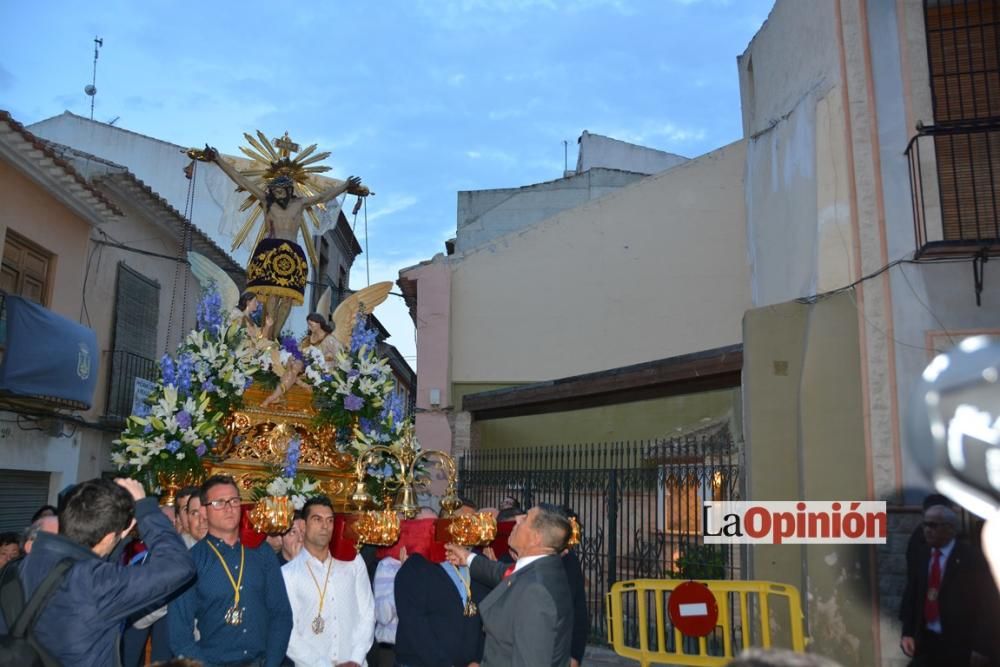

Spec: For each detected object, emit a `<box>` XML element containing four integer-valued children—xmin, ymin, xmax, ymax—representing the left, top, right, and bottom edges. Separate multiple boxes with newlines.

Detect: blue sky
<box><xmin>2</xmin><ymin>0</ymin><xmax>774</xmax><ymax>366</ymax></box>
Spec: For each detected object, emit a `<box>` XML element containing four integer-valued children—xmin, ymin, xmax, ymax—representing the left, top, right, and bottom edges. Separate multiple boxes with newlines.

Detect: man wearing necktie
<box><xmin>899</xmin><ymin>504</ymin><xmax>999</xmax><ymax>666</ymax></box>
<box><xmin>445</xmin><ymin>503</ymin><xmax>573</xmax><ymax>667</ymax></box>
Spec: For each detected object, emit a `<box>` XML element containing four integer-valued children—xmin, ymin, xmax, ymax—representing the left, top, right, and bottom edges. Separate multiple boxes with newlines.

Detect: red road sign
<box><xmin>667</xmin><ymin>581</ymin><xmax>719</xmax><ymax>637</ymax></box>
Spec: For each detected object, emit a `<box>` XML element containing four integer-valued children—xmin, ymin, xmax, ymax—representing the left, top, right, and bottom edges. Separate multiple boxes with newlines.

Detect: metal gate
<box><xmin>458</xmin><ymin>422</ymin><xmax>745</xmax><ymax>644</ymax></box>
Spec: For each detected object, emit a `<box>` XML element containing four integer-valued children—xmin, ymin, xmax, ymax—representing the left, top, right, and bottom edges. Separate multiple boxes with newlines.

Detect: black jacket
<box><xmin>394</xmin><ymin>554</ymin><xmax>486</xmax><ymax>667</ymax></box>
<box><xmin>563</xmin><ymin>549</ymin><xmax>589</xmax><ymax>662</ymax></box>
<box><xmin>899</xmin><ymin>539</ymin><xmax>1000</xmax><ymax>662</ymax></box>
<box><xmin>0</xmin><ymin>496</ymin><xmax>195</xmax><ymax>667</ymax></box>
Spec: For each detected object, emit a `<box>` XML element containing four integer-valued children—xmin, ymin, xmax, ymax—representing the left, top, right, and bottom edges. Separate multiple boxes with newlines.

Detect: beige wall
<box><xmin>450</xmin><ymin>140</ymin><xmax>750</xmax><ymax>384</ymax></box>
<box><xmin>0</xmin><ymin>161</ymin><xmax>91</xmax><ymax>319</ymax></box>
<box><xmin>453</xmin><ymin>384</ymin><xmax>740</xmax><ymax>449</ymax></box>
<box><xmin>744</xmin><ymin>292</ymin><xmax>875</xmax><ymax>667</ymax></box>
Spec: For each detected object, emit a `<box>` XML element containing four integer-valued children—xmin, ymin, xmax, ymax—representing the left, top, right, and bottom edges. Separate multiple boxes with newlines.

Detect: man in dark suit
<box><xmin>899</xmin><ymin>504</ymin><xmax>999</xmax><ymax>666</ymax></box>
<box><xmin>447</xmin><ymin>503</ymin><xmax>573</xmax><ymax>667</ymax></box>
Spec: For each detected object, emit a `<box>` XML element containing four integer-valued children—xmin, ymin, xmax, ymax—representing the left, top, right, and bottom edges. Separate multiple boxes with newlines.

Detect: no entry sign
<box><xmin>667</xmin><ymin>581</ymin><xmax>719</xmax><ymax>637</ymax></box>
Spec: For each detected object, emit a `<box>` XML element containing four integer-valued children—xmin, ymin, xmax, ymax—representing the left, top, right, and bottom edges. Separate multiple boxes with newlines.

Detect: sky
<box><xmin>2</xmin><ymin>0</ymin><xmax>775</xmax><ymax>368</ymax></box>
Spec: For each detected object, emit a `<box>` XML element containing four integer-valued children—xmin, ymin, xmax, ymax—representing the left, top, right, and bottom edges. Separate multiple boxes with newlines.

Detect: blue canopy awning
<box><xmin>0</xmin><ymin>295</ymin><xmax>98</xmax><ymax>409</ymax></box>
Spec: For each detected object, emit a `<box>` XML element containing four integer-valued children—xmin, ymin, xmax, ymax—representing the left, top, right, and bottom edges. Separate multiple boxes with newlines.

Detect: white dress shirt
<box><xmin>372</xmin><ymin>557</ymin><xmax>401</xmax><ymax>644</ymax></box>
<box><xmin>282</xmin><ymin>549</ymin><xmax>375</xmax><ymax>667</ymax></box>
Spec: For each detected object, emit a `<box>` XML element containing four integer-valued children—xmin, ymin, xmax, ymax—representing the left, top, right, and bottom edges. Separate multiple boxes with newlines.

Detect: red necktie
<box><xmin>924</xmin><ymin>548</ymin><xmax>941</xmax><ymax>624</ymax></box>
<box><xmin>503</xmin><ymin>564</ymin><xmax>515</xmax><ymax>579</ymax></box>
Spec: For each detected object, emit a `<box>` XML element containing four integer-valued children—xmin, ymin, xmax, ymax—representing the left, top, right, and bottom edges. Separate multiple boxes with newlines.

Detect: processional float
<box><xmin>112</xmin><ymin>130</ymin><xmax>496</xmax><ymax>553</ymax></box>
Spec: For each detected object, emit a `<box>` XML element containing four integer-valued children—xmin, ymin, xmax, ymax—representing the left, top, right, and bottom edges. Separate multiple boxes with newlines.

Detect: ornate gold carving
<box><xmin>443</xmin><ymin>512</ymin><xmax>498</xmax><ymax>546</ymax></box>
<box><xmin>207</xmin><ymin>384</ymin><xmax>356</xmax><ymax>512</ymax></box>
<box><xmin>249</xmin><ymin>496</ymin><xmax>295</xmax><ymax>534</ymax></box>
<box><xmin>355</xmin><ymin>510</ymin><xmax>400</xmax><ymax>546</ymax></box>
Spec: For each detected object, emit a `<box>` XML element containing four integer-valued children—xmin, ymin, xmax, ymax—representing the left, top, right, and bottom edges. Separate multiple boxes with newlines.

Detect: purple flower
<box><xmin>201</xmin><ymin>379</ymin><xmax>217</xmax><ymax>392</ymax></box>
<box><xmin>176</xmin><ymin>410</ymin><xmax>192</xmax><ymax>430</ymax></box>
<box><xmin>166</xmin><ymin>440</ymin><xmax>181</xmax><ymax>454</ymax></box>
<box><xmin>244</xmin><ymin>377</ymin><xmax>254</xmax><ymax>389</ymax></box>
<box><xmin>195</xmin><ymin>443</ymin><xmax>208</xmax><ymax>457</ymax></box>
<box><xmin>143</xmin><ymin>424</ymin><xmax>154</xmax><ymax>435</ymax></box>
<box><xmin>281</xmin><ymin>336</ymin><xmax>304</xmax><ymax>363</ymax></box>
<box><xmin>348</xmin><ymin>368</ymin><xmax>360</xmax><ymax>379</ymax></box>
<box><xmin>344</xmin><ymin>394</ymin><xmax>364</xmax><ymax>412</ymax></box>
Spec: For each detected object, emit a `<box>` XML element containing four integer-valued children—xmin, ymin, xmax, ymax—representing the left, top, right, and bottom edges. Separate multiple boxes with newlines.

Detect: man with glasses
<box><xmin>899</xmin><ymin>504</ymin><xmax>999</xmax><ymax>665</ymax></box>
<box><xmin>169</xmin><ymin>474</ymin><xmax>293</xmax><ymax>667</ymax></box>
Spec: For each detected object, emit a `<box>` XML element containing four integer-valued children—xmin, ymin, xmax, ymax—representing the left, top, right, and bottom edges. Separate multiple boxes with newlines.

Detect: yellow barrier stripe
<box><xmin>605</xmin><ymin>579</ymin><xmax>806</xmax><ymax>667</ymax></box>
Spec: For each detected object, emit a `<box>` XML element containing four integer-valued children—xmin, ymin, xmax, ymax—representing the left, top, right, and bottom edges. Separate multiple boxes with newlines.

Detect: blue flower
<box><xmin>344</xmin><ymin>394</ymin><xmax>364</xmax><ymax>412</ymax></box>
<box><xmin>143</xmin><ymin>424</ymin><xmax>154</xmax><ymax>435</ymax></box>
<box><xmin>348</xmin><ymin>368</ymin><xmax>360</xmax><ymax>379</ymax></box>
<box><xmin>283</xmin><ymin>437</ymin><xmax>302</xmax><ymax>477</ymax></box>
<box><xmin>166</xmin><ymin>440</ymin><xmax>182</xmax><ymax>454</ymax></box>
<box><xmin>160</xmin><ymin>354</ymin><xmax>176</xmax><ymax>387</ymax></box>
<box><xmin>195</xmin><ymin>443</ymin><xmax>207</xmax><ymax>457</ymax></box>
<box><xmin>349</xmin><ymin>311</ymin><xmax>379</xmax><ymax>354</ymax></box>
<box><xmin>196</xmin><ymin>290</ymin><xmax>224</xmax><ymax>337</ymax></box>
<box><xmin>176</xmin><ymin>410</ymin><xmax>192</xmax><ymax>430</ymax></box>
<box><xmin>176</xmin><ymin>354</ymin><xmax>194</xmax><ymax>395</ymax></box>
<box><xmin>201</xmin><ymin>379</ymin><xmax>217</xmax><ymax>392</ymax></box>
<box><xmin>244</xmin><ymin>377</ymin><xmax>254</xmax><ymax>389</ymax></box>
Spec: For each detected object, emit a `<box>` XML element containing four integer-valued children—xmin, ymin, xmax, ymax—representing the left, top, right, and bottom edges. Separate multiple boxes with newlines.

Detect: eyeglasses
<box><xmin>922</xmin><ymin>521</ymin><xmax>949</xmax><ymax>529</ymax></box>
<box><xmin>206</xmin><ymin>497</ymin><xmax>242</xmax><ymax>510</ymax></box>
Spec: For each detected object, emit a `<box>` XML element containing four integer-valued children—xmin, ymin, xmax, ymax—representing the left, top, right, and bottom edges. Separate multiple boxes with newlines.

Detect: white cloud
<box><xmin>365</xmin><ymin>195</ymin><xmax>419</xmax><ymax>223</ymax></box>
<box><xmin>464</xmin><ymin>148</ymin><xmax>516</xmax><ymax>164</ymax></box>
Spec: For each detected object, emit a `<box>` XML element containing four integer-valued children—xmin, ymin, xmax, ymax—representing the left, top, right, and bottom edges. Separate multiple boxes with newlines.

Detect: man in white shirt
<box><xmin>283</xmin><ymin>495</ymin><xmax>374</xmax><ymax>667</ymax></box>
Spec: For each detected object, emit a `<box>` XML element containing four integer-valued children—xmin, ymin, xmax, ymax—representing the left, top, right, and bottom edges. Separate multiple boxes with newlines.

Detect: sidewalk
<box><xmin>584</xmin><ymin>645</ymin><xmax>641</xmax><ymax>665</ymax></box>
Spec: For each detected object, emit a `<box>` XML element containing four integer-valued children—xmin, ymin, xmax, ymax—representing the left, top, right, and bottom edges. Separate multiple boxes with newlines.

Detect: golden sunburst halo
<box><xmin>228</xmin><ymin>130</ymin><xmax>339</xmax><ymax>268</ymax></box>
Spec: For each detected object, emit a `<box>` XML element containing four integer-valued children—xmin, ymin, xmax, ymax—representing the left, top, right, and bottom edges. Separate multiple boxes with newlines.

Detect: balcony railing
<box><xmin>104</xmin><ymin>349</ymin><xmax>157</xmax><ymax>425</ymax></box>
<box><xmin>906</xmin><ymin>120</ymin><xmax>1000</xmax><ymax>258</ymax></box>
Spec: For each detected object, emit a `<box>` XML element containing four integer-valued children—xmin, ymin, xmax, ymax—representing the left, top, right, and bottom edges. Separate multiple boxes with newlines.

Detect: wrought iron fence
<box><xmin>104</xmin><ymin>349</ymin><xmax>158</xmax><ymax>425</ymax></box>
<box><xmin>457</xmin><ymin>422</ymin><xmax>745</xmax><ymax>645</ymax></box>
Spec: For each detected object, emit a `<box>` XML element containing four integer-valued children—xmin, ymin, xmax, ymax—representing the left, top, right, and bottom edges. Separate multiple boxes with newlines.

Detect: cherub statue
<box><xmin>260</xmin><ymin>281</ymin><xmax>394</xmax><ymax>407</ymax></box>
<box><xmin>188</xmin><ymin>132</ymin><xmax>369</xmax><ymax>335</ymax></box>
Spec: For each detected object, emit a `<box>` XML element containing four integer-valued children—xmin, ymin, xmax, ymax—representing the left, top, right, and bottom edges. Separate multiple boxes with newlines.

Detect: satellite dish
<box><xmin>84</xmin><ymin>84</ymin><xmax>97</xmax><ymax>96</ymax></box>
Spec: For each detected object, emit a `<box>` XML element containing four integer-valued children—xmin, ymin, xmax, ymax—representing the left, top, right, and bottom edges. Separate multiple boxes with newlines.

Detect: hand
<box><xmin>264</xmin><ymin>315</ymin><xmax>274</xmax><ymax>328</ymax></box>
<box><xmin>900</xmin><ymin>636</ymin><xmax>915</xmax><ymax>657</ymax></box>
<box><xmin>570</xmin><ymin>660</ymin><xmax>579</xmax><ymax>667</ymax></box>
<box><xmin>115</xmin><ymin>478</ymin><xmax>146</xmax><ymax>501</ymax></box>
<box><xmin>445</xmin><ymin>543</ymin><xmax>471</xmax><ymax>566</ymax></box>
<box><xmin>482</xmin><ymin>546</ymin><xmax>497</xmax><ymax>562</ymax></box>
<box><xmin>399</xmin><ymin>546</ymin><xmax>408</xmax><ymax>564</ymax></box>
<box><xmin>345</xmin><ymin>175</ymin><xmax>363</xmax><ymax>194</ymax></box>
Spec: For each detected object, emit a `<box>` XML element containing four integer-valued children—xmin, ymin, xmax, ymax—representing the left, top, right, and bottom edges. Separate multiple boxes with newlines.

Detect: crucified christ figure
<box><xmin>200</xmin><ymin>145</ymin><xmax>364</xmax><ymax>336</ymax></box>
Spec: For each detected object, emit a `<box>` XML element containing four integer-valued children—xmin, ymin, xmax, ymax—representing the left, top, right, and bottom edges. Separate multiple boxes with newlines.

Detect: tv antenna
<box><xmin>84</xmin><ymin>36</ymin><xmax>103</xmax><ymax>120</ymax></box>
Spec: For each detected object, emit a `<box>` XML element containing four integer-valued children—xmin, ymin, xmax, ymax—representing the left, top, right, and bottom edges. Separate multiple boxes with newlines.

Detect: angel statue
<box><xmin>188</xmin><ymin>131</ymin><xmax>370</xmax><ymax>335</ymax></box>
<box><xmin>260</xmin><ymin>281</ymin><xmax>393</xmax><ymax>407</ymax></box>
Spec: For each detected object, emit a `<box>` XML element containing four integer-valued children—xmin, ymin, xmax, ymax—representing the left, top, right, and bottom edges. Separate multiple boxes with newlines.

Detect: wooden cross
<box><xmin>273</xmin><ymin>131</ymin><xmax>299</xmax><ymax>156</ymax></box>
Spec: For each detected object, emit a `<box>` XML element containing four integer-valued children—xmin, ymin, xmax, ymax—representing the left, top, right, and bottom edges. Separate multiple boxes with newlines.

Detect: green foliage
<box><xmin>672</xmin><ymin>542</ymin><xmax>726</xmax><ymax>580</ymax></box>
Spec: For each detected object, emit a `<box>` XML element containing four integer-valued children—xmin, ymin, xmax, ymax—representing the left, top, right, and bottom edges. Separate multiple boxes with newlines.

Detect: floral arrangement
<box><xmin>311</xmin><ymin>311</ymin><xmax>397</xmax><ymax>454</ymax></box>
<box><xmin>250</xmin><ymin>436</ymin><xmax>320</xmax><ymax>511</ymax></box>
<box><xmin>111</xmin><ymin>290</ymin><xmax>261</xmax><ymax>488</ymax></box>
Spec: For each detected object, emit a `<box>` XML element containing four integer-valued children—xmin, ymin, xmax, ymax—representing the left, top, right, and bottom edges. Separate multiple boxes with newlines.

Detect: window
<box><xmin>924</xmin><ymin>0</ymin><xmax>1000</xmax><ymax>241</ymax></box>
<box><xmin>105</xmin><ymin>263</ymin><xmax>159</xmax><ymax>422</ymax></box>
<box><xmin>1</xmin><ymin>231</ymin><xmax>52</xmax><ymax>305</ymax></box>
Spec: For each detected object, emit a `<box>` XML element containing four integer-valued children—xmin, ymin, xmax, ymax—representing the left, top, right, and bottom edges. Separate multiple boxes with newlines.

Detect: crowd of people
<box><xmin>0</xmin><ymin>476</ymin><xmax>589</xmax><ymax>667</ymax></box>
